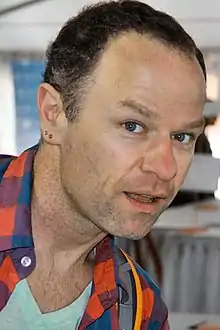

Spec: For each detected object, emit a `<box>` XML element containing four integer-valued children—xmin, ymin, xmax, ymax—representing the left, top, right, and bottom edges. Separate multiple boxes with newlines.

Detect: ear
<box><xmin>37</xmin><ymin>83</ymin><xmax>68</xmax><ymax>145</ymax></box>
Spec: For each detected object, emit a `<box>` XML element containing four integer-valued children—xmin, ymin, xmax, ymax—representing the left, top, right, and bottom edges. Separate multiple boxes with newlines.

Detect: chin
<box><xmin>111</xmin><ymin>213</ymin><xmax>161</xmax><ymax>240</ymax></box>
<box><xmin>115</xmin><ymin>229</ymin><xmax>150</xmax><ymax>241</ymax></box>
<box><xmin>112</xmin><ymin>222</ymin><xmax>153</xmax><ymax>240</ymax></box>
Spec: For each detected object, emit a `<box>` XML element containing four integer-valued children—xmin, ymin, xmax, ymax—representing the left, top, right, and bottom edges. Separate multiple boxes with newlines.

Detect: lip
<box><xmin>123</xmin><ymin>192</ymin><xmax>165</xmax><ymax>213</ymax></box>
<box><xmin>125</xmin><ymin>191</ymin><xmax>168</xmax><ymax>200</ymax></box>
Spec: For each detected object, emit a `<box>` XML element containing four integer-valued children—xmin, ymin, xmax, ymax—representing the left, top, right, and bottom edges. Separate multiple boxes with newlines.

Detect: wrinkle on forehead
<box><xmin>84</xmin><ymin>31</ymin><xmax>206</xmax><ymax>117</ymax></box>
<box><xmin>95</xmin><ymin>32</ymin><xmax>204</xmax><ymax>85</ymax></box>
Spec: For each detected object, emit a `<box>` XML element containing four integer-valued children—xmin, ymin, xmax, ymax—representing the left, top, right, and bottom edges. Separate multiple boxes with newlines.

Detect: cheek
<box><xmin>62</xmin><ymin>142</ymin><xmax>103</xmax><ymax>186</ymax></box>
<box><xmin>174</xmin><ymin>151</ymin><xmax>194</xmax><ymax>187</ymax></box>
<box><xmin>61</xmin><ymin>127</ymin><xmax>141</xmax><ymax>199</ymax></box>
<box><xmin>60</xmin><ymin>138</ymin><xmax>121</xmax><ymax>197</ymax></box>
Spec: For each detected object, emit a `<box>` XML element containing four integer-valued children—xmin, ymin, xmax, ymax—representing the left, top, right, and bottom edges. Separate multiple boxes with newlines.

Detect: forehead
<box><xmin>86</xmin><ymin>32</ymin><xmax>206</xmax><ymax>120</ymax></box>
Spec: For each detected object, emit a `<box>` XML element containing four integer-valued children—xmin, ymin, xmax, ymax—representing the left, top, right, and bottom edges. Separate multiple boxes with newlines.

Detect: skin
<box><xmin>28</xmin><ymin>32</ymin><xmax>206</xmax><ymax>312</ymax></box>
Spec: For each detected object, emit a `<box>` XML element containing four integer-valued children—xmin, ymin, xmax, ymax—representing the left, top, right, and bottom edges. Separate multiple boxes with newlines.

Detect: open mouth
<box><xmin>124</xmin><ymin>192</ymin><xmax>160</xmax><ymax>203</ymax></box>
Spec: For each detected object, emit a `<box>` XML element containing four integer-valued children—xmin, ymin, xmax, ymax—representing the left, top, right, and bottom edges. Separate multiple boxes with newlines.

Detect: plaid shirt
<box><xmin>0</xmin><ymin>146</ymin><xmax>169</xmax><ymax>329</ymax></box>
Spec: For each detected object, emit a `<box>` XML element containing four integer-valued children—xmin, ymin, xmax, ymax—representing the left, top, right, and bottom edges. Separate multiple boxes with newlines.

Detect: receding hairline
<box><xmin>103</xmin><ymin>30</ymin><xmax>196</xmax><ymax>58</ymax></box>
<box><xmin>85</xmin><ymin>30</ymin><xmax>202</xmax><ymax>87</ymax></box>
<box><xmin>73</xmin><ymin>30</ymin><xmax>206</xmax><ymax>116</ymax></box>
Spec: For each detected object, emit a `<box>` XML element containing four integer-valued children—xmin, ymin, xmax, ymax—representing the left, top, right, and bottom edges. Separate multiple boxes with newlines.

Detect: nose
<box><xmin>141</xmin><ymin>139</ymin><xmax>177</xmax><ymax>182</ymax></box>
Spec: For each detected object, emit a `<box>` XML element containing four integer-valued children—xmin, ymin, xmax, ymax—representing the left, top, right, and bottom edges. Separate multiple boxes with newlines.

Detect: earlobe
<box><xmin>44</xmin><ymin>131</ymin><xmax>53</xmax><ymax>139</ymax></box>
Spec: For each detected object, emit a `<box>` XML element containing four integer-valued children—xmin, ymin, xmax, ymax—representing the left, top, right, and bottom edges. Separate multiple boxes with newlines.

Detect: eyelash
<box><xmin>122</xmin><ymin>121</ymin><xmax>197</xmax><ymax>144</ymax></box>
<box><xmin>122</xmin><ymin>121</ymin><xmax>146</xmax><ymax>134</ymax></box>
<box><xmin>171</xmin><ymin>132</ymin><xmax>196</xmax><ymax>145</ymax></box>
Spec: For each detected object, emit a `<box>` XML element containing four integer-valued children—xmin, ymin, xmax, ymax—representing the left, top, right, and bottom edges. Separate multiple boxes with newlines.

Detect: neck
<box><xmin>31</xmin><ymin>145</ymin><xmax>106</xmax><ymax>270</ymax></box>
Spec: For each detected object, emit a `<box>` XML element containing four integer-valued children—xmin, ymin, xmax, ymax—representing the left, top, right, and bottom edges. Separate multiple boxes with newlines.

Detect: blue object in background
<box><xmin>11</xmin><ymin>60</ymin><xmax>45</xmax><ymax>154</ymax></box>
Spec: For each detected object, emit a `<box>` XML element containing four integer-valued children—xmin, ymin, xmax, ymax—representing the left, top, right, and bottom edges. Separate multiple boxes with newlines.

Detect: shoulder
<box><xmin>0</xmin><ymin>155</ymin><xmax>16</xmax><ymax>182</ymax></box>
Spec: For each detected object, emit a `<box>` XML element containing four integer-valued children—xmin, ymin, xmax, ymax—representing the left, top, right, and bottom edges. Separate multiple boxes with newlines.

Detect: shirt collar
<box><xmin>80</xmin><ymin>236</ymin><xmax>127</xmax><ymax>327</ymax></box>
<box><xmin>0</xmin><ymin>145</ymin><xmax>37</xmax><ymax>252</ymax></box>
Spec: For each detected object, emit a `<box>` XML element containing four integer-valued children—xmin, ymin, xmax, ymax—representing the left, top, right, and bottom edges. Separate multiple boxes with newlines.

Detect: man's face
<box><xmin>60</xmin><ymin>32</ymin><xmax>206</xmax><ymax>239</ymax></box>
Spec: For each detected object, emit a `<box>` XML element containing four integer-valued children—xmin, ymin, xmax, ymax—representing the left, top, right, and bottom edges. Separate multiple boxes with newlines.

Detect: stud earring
<box><xmin>48</xmin><ymin>133</ymin><xmax>53</xmax><ymax>139</ymax></box>
<box><xmin>44</xmin><ymin>130</ymin><xmax>48</xmax><ymax>135</ymax></box>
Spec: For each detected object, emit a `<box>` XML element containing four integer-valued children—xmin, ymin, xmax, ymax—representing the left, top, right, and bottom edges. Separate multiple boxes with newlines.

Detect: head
<box><xmin>38</xmin><ymin>0</ymin><xmax>206</xmax><ymax>240</ymax></box>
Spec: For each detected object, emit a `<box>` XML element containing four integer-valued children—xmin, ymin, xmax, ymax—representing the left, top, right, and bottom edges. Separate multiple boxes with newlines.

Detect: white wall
<box><xmin>0</xmin><ymin>58</ymin><xmax>16</xmax><ymax>155</ymax></box>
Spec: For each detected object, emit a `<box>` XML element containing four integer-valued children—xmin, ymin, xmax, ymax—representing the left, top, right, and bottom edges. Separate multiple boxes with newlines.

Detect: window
<box><xmin>12</xmin><ymin>59</ymin><xmax>44</xmax><ymax>154</ymax></box>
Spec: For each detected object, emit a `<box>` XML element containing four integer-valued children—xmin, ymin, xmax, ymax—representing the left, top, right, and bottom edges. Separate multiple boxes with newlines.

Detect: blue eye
<box><xmin>123</xmin><ymin>121</ymin><xmax>144</xmax><ymax>133</ymax></box>
<box><xmin>172</xmin><ymin>133</ymin><xmax>195</xmax><ymax>144</ymax></box>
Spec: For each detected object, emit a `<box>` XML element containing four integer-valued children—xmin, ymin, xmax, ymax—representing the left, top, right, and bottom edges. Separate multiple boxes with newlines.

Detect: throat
<box><xmin>27</xmin><ymin>263</ymin><xmax>93</xmax><ymax>313</ymax></box>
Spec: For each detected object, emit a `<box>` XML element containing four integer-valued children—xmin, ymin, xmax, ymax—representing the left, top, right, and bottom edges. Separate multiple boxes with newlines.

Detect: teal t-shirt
<box><xmin>0</xmin><ymin>279</ymin><xmax>92</xmax><ymax>329</ymax></box>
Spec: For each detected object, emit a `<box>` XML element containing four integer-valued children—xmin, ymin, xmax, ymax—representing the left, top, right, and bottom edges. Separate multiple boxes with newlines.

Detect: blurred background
<box><xmin>1</xmin><ymin>0</ymin><xmax>220</xmax><ymax>328</ymax></box>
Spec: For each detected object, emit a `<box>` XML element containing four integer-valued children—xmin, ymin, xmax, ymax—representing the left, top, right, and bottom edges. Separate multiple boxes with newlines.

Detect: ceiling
<box><xmin>0</xmin><ymin>0</ymin><xmax>220</xmax><ymax>51</ymax></box>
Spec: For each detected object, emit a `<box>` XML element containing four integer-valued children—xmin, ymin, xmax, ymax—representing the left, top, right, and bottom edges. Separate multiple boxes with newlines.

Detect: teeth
<box><xmin>126</xmin><ymin>192</ymin><xmax>155</xmax><ymax>203</ymax></box>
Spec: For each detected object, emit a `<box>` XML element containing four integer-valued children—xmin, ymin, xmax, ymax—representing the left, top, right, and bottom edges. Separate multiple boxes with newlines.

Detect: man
<box><xmin>0</xmin><ymin>1</ymin><xmax>206</xmax><ymax>329</ymax></box>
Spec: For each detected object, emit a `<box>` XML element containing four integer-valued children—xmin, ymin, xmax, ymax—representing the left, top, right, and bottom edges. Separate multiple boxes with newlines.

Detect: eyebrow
<box><xmin>180</xmin><ymin>118</ymin><xmax>205</xmax><ymax>131</ymax></box>
<box><xmin>119</xmin><ymin>98</ymin><xmax>205</xmax><ymax>131</ymax></box>
<box><xmin>118</xmin><ymin>99</ymin><xmax>161</xmax><ymax>120</ymax></box>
